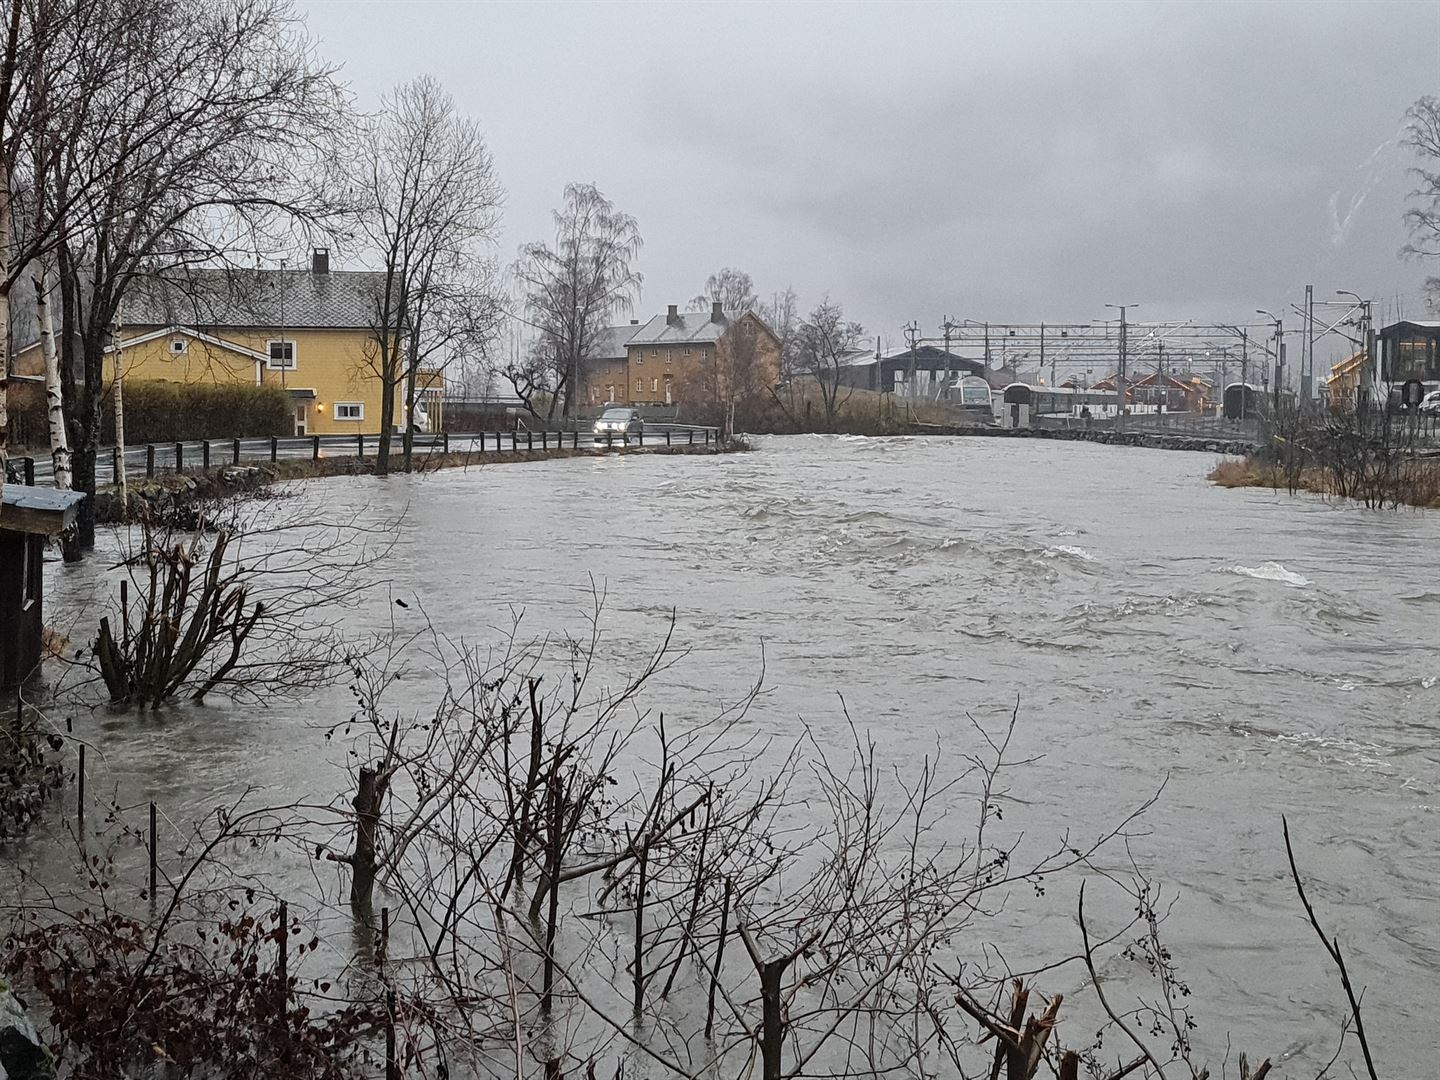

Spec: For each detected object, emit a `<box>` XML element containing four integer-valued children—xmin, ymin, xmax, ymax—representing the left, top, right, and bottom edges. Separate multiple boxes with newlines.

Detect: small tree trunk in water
<box><xmin>71</xmin><ymin>442</ymin><xmax>96</xmax><ymax>549</ymax></box>
<box><xmin>539</xmin><ymin>767</ymin><xmax>563</xmax><ymax>1015</ymax></box>
<box><xmin>759</xmin><ymin>958</ymin><xmax>786</xmax><ymax>1080</ymax></box>
<box><xmin>0</xmin><ymin>161</ymin><xmax>11</xmax><ymax>510</ymax></box>
<box><xmin>350</xmin><ymin>764</ymin><xmax>387</xmax><ymax>909</ymax></box>
<box><xmin>376</xmin><ymin>342</ymin><xmax>396</xmax><ymax>477</ymax></box>
<box><xmin>632</xmin><ymin>840</ymin><xmax>648</xmax><ymax>1013</ymax></box>
<box><xmin>35</xmin><ymin>267</ymin><xmax>70</xmax><ymax>490</ymax></box>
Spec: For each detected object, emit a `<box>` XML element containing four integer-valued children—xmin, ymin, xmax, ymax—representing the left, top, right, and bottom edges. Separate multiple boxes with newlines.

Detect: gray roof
<box><xmin>835</xmin><ymin>347</ymin><xmax>881</xmax><ymax>368</ymax></box>
<box><xmin>627</xmin><ymin>310</ymin><xmax>730</xmax><ymax>346</ymax></box>
<box><xmin>1380</xmin><ymin>319</ymin><xmax>1440</xmax><ymax>333</ymax></box>
<box><xmin>125</xmin><ymin>268</ymin><xmax>388</xmax><ymax>330</ymax></box>
<box><xmin>2</xmin><ymin>484</ymin><xmax>85</xmax><ymax>512</ymax></box>
<box><xmin>588</xmin><ymin>323</ymin><xmax>643</xmax><ymax>360</ymax></box>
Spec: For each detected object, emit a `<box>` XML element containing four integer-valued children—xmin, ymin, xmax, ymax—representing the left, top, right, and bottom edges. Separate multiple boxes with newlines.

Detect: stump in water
<box><xmin>349</xmin><ymin>763</ymin><xmax>389</xmax><ymax>908</ymax></box>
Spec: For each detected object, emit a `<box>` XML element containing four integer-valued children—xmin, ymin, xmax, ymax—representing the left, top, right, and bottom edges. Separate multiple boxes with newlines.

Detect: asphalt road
<box><xmin>13</xmin><ymin>426</ymin><xmax>717</xmax><ymax>488</ymax></box>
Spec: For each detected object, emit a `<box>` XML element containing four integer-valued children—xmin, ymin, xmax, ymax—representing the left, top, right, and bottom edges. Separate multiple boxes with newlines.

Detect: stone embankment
<box><xmin>907</xmin><ymin>424</ymin><xmax>1256</xmax><ymax>455</ymax></box>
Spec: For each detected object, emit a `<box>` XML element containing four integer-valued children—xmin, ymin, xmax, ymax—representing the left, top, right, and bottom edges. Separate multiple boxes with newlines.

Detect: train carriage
<box><xmin>996</xmin><ymin>383</ymin><xmax>1120</xmax><ymax>428</ymax></box>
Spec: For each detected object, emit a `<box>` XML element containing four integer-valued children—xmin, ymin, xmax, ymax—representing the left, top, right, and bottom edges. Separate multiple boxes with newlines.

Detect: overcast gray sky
<box><xmin>302</xmin><ymin>0</ymin><xmax>1439</xmax><ymax>346</ymax></box>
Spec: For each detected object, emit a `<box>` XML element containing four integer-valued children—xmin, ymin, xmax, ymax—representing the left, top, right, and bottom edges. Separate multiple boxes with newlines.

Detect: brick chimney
<box><xmin>667</xmin><ymin>304</ymin><xmax>680</xmax><ymax>327</ymax></box>
<box><xmin>311</xmin><ymin>248</ymin><xmax>330</xmax><ymax>274</ymax></box>
<box><xmin>711</xmin><ymin>301</ymin><xmax>725</xmax><ymax>324</ymax></box>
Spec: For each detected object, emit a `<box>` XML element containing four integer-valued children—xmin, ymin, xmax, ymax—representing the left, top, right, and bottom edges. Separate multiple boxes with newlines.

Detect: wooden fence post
<box><xmin>149</xmin><ymin>801</ymin><xmax>158</xmax><ymax>899</ymax></box>
<box><xmin>385</xmin><ymin>989</ymin><xmax>399</xmax><ymax>1080</ymax></box>
<box><xmin>174</xmin><ymin>442</ymin><xmax>183</xmax><ymax>472</ymax></box>
<box><xmin>269</xmin><ymin>436</ymin><xmax>278</xmax><ymax>463</ymax></box>
<box><xmin>145</xmin><ymin>445</ymin><xmax>155</xmax><ymax>477</ymax></box>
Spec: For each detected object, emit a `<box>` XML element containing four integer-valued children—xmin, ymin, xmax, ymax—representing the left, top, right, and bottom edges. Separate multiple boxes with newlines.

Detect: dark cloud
<box><xmin>302</xmin><ymin>0</ymin><xmax>1438</xmax><ymax>341</ymax></box>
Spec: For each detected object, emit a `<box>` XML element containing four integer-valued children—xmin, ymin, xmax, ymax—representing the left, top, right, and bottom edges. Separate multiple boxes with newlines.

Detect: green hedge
<box><xmin>101</xmin><ymin>381</ymin><xmax>292</xmax><ymax>444</ymax></box>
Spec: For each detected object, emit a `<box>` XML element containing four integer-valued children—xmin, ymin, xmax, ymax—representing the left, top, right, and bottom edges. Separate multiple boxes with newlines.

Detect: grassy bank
<box><xmin>1209</xmin><ymin>454</ymin><xmax>1440</xmax><ymax>509</ymax></box>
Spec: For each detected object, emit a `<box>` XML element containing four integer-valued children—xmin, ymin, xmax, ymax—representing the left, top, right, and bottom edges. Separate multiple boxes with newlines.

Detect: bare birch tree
<box><xmin>352</xmin><ymin>74</ymin><xmax>503</xmax><ymax>475</ymax></box>
<box><xmin>513</xmin><ymin>183</ymin><xmax>642</xmax><ymax>420</ymax></box>
<box><xmin>797</xmin><ymin>296</ymin><xmax>864</xmax><ymax>431</ymax></box>
<box><xmin>1404</xmin><ymin>95</ymin><xmax>1440</xmax><ymax>258</ymax></box>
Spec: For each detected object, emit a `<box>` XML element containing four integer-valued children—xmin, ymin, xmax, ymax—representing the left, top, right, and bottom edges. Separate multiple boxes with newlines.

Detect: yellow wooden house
<box><xmin>19</xmin><ymin>250</ymin><xmax>442</xmax><ymax>436</ymax></box>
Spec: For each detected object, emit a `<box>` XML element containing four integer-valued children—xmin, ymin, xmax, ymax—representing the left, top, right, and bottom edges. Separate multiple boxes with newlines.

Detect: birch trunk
<box><xmin>34</xmin><ymin>265</ymin><xmax>69</xmax><ymax>489</ymax></box>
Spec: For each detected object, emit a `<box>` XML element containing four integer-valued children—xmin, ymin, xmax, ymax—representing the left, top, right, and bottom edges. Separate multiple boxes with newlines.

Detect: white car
<box><xmin>593</xmin><ymin>407</ymin><xmax>643</xmax><ymax>442</ymax></box>
<box><xmin>1420</xmin><ymin>390</ymin><xmax>1440</xmax><ymax>417</ymax></box>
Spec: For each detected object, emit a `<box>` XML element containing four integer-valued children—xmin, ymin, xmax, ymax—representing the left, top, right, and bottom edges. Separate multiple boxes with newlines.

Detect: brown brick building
<box><xmin>583</xmin><ymin>302</ymin><xmax>780</xmax><ymax>407</ymax></box>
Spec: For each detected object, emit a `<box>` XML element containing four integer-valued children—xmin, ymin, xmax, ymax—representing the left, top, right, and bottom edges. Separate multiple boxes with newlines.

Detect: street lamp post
<box><xmin>1105</xmin><ymin>303</ymin><xmax>1138</xmax><ymax>430</ymax></box>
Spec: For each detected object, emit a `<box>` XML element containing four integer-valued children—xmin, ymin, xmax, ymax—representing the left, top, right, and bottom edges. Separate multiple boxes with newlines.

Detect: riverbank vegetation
<box><xmin>1</xmin><ymin>547</ymin><xmax>1388</xmax><ymax>1079</ymax></box>
<box><xmin>1210</xmin><ymin>403</ymin><xmax>1440</xmax><ymax>509</ymax></box>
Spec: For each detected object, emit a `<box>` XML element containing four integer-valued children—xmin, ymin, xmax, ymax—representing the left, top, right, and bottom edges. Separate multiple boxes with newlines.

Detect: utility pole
<box><xmin>903</xmin><ymin>320</ymin><xmax>921</xmax><ymax>400</ymax></box>
<box><xmin>1258</xmin><ymin>309</ymin><xmax>1283</xmax><ymax>412</ymax></box>
<box><xmin>1302</xmin><ymin>283</ymin><xmax>1314</xmax><ymax>403</ymax></box>
<box><xmin>1041</xmin><ymin>322</ymin><xmax>1052</xmax><ymax>385</ymax></box>
<box><xmin>1337</xmin><ymin>290</ymin><xmax>1372</xmax><ymax>409</ymax></box>
<box><xmin>1105</xmin><ymin>303</ymin><xmax>1137</xmax><ymax>431</ymax></box>
<box><xmin>941</xmin><ymin>317</ymin><xmax>952</xmax><ymax>401</ymax></box>
<box><xmin>1157</xmin><ymin>340</ymin><xmax>1165</xmax><ymax>412</ymax></box>
<box><xmin>1240</xmin><ymin>329</ymin><xmax>1249</xmax><ymax>421</ymax></box>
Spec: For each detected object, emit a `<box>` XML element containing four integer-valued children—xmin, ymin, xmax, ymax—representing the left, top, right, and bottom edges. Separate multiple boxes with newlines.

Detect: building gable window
<box><xmin>267</xmin><ymin>339</ymin><xmax>296</xmax><ymax>369</ymax></box>
<box><xmin>334</xmin><ymin>401</ymin><xmax>364</xmax><ymax>421</ymax></box>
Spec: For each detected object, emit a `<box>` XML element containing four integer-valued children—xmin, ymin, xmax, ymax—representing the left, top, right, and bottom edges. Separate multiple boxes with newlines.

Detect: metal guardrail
<box><xmin>11</xmin><ymin>425</ymin><xmax>720</xmax><ymax>488</ymax></box>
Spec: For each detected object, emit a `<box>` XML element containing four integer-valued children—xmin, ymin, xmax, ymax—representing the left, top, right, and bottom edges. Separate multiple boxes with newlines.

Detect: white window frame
<box><xmin>167</xmin><ymin>338</ymin><xmax>189</xmax><ymax>358</ymax></box>
<box><xmin>267</xmin><ymin>338</ymin><xmax>297</xmax><ymax>370</ymax></box>
<box><xmin>334</xmin><ymin>401</ymin><xmax>364</xmax><ymax>421</ymax></box>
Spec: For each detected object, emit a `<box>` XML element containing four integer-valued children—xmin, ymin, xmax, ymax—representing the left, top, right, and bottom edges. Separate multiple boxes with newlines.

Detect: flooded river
<box><xmin>35</xmin><ymin>435</ymin><xmax>1440</xmax><ymax>1072</ymax></box>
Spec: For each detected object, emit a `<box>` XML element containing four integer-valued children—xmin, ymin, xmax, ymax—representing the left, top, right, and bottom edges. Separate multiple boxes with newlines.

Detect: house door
<box><xmin>664</xmin><ymin>375</ymin><xmax>673</xmax><ymax>405</ymax></box>
<box><xmin>294</xmin><ymin>403</ymin><xmax>308</xmax><ymax>436</ymax></box>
